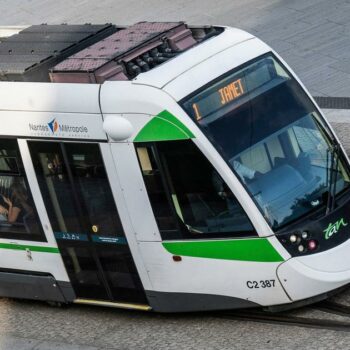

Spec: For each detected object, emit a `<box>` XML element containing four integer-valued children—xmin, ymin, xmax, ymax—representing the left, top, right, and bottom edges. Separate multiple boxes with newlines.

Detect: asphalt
<box><xmin>1</xmin><ymin>0</ymin><xmax>350</xmax><ymax>349</ymax></box>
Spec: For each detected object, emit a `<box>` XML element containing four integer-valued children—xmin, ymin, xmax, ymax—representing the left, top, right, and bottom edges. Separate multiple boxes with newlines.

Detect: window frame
<box><xmin>136</xmin><ymin>140</ymin><xmax>258</xmax><ymax>240</ymax></box>
<box><xmin>0</xmin><ymin>138</ymin><xmax>46</xmax><ymax>242</ymax></box>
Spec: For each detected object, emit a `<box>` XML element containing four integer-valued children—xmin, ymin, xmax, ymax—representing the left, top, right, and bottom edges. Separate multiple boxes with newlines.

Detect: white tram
<box><xmin>0</xmin><ymin>22</ymin><xmax>349</xmax><ymax>312</ymax></box>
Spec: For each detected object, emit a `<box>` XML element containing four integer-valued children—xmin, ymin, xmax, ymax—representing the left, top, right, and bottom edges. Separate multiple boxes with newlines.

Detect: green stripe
<box><xmin>134</xmin><ymin>110</ymin><xmax>195</xmax><ymax>142</ymax></box>
<box><xmin>157</xmin><ymin>110</ymin><xmax>195</xmax><ymax>138</ymax></box>
<box><xmin>162</xmin><ymin>238</ymin><xmax>284</xmax><ymax>262</ymax></box>
<box><xmin>0</xmin><ymin>243</ymin><xmax>59</xmax><ymax>254</ymax></box>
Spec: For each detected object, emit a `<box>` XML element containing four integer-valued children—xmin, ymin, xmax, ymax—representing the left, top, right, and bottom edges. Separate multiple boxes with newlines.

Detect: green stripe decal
<box><xmin>134</xmin><ymin>110</ymin><xmax>195</xmax><ymax>142</ymax></box>
<box><xmin>162</xmin><ymin>238</ymin><xmax>284</xmax><ymax>262</ymax></box>
<box><xmin>0</xmin><ymin>243</ymin><xmax>59</xmax><ymax>254</ymax></box>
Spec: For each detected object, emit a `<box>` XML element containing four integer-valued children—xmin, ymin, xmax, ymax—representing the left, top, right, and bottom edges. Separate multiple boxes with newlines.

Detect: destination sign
<box><xmin>190</xmin><ymin>77</ymin><xmax>247</xmax><ymax>121</ymax></box>
<box><xmin>183</xmin><ymin>56</ymin><xmax>278</xmax><ymax>122</ymax></box>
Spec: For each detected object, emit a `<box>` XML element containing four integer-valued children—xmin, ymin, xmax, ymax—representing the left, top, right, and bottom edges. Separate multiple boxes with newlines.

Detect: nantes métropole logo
<box><xmin>324</xmin><ymin>218</ymin><xmax>348</xmax><ymax>240</ymax></box>
<box><xmin>48</xmin><ymin>118</ymin><xmax>59</xmax><ymax>134</ymax></box>
<box><xmin>29</xmin><ymin>118</ymin><xmax>88</xmax><ymax>136</ymax></box>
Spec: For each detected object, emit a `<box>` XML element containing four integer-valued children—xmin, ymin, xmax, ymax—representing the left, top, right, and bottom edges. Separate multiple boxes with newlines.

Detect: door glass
<box><xmin>136</xmin><ymin>146</ymin><xmax>178</xmax><ymax>233</ymax></box>
<box><xmin>29</xmin><ymin>142</ymin><xmax>107</xmax><ymax>299</ymax></box>
<box><xmin>64</xmin><ymin>143</ymin><xmax>125</xmax><ymax>242</ymax></box>
<box><xmin>29</xmin><ymin>142</ymin><xmax>83</xmax><ymax>235</ymax></box>
<box><xmin>29</xmin><ymin>141</ymin><xmax>146</xmax><ymax>303</ymax></box>
<box><xmin>60</xmin><ymin>246</ymin><xmax>108</xmax><ymax>300</ymax></box>
<box><xmin>64</xmin><ymin>143</ymin><xmax>146</xmax><ymax>303</ymax></box>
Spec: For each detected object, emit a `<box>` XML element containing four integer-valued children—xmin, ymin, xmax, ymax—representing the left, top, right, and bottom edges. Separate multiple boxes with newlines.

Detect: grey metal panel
<box><xmin>8</xmin><ymin>32</ymin><xmax>90</xmax><ymax>43</ymax></box>
<box><xmin>0</xmin><ymin>24</ymin><xmax>117</xmax><ymax>81</ymax></box>
<box><xmin>21</xmin><ymin>24</ymin><xmax>110</xmax><ymax>34</ymax></box>
<box><xmin>0</xmin><ymin>54</ymin><xmax>49</xmax><ymax>63</ymax></box>
<box><xmin>0</xmin><ymin>272</ymin><xmax>74</xmax><ymax>302</ymax></box>
<box><xmin>0</xmin><ymin>41</ymin><xmax>76</xmax><ymax>54</ymax></box>
<box><xmin>0</xmin><ymin>62</ymin><xmax>38</xmax><ymax>74</ymax></box>
<box><xmin>0</xmin><ymin>55</ymin><xmax>49</xmax><ymax>75</ymax></box>
<box><xmin>146</xmin><ymin>290</ymin><xmax>259</xmax><ymax>312</ymax></box>
<box><xmin>56</xmin><ymin>281</ymin><xmax>76</xmax><ymax>302</ymax></box>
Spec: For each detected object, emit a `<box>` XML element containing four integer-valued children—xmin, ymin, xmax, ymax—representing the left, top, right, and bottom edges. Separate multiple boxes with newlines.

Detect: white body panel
<box><xmin>140</xmin><ymin>241</ymin><xmax>290</xmax><ymax>306</ymax></box>
<box><xmin>109</xmin><ymin>142</ymin><xmax>160</xmax><ymax>242</ymax></box>
<box><xmin>0</xmin><ymin>248</ymin><xmax>68</xmax><ymax>281</ymax></box>
<box><xmin>0</xmin><ymin>82</ymin><xmax>100</xmax><ymax>113</ymax></box>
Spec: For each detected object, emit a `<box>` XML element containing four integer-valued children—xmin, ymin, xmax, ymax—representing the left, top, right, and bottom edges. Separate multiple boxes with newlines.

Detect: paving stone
<box><xmin>330</xmin><ymin>59</ymin><xmax>350</xmax><ymax>74</ymax></box>
<box><xmin>0</xmin><ymin>336</ymin><xmax>41</xmax><ymax>350</ymax></box>
<box><xmin>33</xmin><ymin>341</ymin><xmax>101</xmax><ymax>350</ymax></box>
<box><xmin>284</xmin><ymin>0</ymin><xmax>330</xmax><ymax>11</ymax></box>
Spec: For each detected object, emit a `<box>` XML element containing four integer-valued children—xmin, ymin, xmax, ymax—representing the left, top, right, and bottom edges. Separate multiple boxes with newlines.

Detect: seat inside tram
<box><xmin>236</xmin><ymin>115</ymin><xmax>339</xmax><ymax>226</ymax></box>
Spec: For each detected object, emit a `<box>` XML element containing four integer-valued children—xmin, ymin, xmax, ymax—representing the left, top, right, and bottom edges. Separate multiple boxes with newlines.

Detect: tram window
<box><xmin>137</xmin><ymin>141</ymin><xmax>256</xmax><ymax>240</ymax></box>
<box><xmin>64</xmin><ymin>143</ymin><xmax>125</xmax><ymax>238</ymax></box>
<box><xmin>0</xmin><ymin>139</ymin><xmax>44</xmax><ymax>241</ymax></box>
<box><xmin>29</xmin><ymin>142</ymin><xmax>83</xmax><ymax>235</ymax></box>
<box><xmin>136</xmin><ymin>146</ymin><xmax>178</xmax><ymax>233</ymax></box>
<box><xmin>29</xmin><ymin>142</ymin><xmax>125</xmax><ymax>239</ymax></box>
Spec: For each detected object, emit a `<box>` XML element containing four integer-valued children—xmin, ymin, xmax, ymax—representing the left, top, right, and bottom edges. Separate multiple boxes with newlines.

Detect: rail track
<box><xmin>216</xmin><ymin>301</ymin><xmax>350</xmax><ymax>332</ymax></box>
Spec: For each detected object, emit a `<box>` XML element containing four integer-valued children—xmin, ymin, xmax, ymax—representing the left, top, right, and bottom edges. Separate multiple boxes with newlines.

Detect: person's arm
<box><xmin>0</xmin><ymin>205</ymin><xmax>8</xmax><ymax>217</ymax></box>
<box><xmin>2</xmin><ymin>197</ymin><xmax>21</xmax><ymax>223</ymax></box>
<box><xmin>7</xmin><ymin>205</ymin><xmax>21</xmax><ymax>223</ymax></box>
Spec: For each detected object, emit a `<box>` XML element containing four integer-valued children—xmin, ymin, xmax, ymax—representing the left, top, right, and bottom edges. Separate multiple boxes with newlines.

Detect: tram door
<box><xmin>28</xmin><ymin>141</ymin><xmax>146</xmax><ymax>304</ymax></box>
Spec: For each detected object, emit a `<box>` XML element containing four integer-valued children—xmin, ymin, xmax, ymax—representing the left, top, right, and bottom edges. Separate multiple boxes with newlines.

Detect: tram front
<box><xmin>179</xmin><ymin>51</ymin><xmax>350</xmax><ymax>304</ymax></box>
<box><xmin>101</xmin><ymin>27</ymin><xmax>350</xmax><ymax>311</ymax></box>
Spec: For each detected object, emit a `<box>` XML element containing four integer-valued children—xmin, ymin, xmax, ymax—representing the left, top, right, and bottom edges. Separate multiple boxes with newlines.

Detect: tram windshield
<box><xmin>182</xmin><ymin>53</ymin><xmax>350</xmax><ymax>230</ymax></box>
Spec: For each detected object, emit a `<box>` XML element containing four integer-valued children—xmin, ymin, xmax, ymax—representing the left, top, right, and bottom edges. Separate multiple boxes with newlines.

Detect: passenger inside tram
<box><xmin>0</xmin><ymin>196</ymin><xmax>8</xmax><ymax>221</ymax></box>
<box><xmin>0</xmin><ymin>181</ymin><xmax>34</xmax><ymax>229</ymax></box>
<box><xmin>0</xmin><ymin>140</ymin><xmax>42</xmax><ymax>237</ymax></box>
<box><xmin>4</xmin><ymin>182</ymin><xmax>34</xmax><ymax>224</ymax></box>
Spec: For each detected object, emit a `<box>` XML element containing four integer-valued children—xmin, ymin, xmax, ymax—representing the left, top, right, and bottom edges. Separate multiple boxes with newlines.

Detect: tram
<box><xmin>0</xmin><ymin>22</ymin><xmax>350</xmax><ymax>312</ymax></box>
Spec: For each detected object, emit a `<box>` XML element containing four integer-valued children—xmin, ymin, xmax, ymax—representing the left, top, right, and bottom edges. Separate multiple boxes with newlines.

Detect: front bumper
<box><xmin>277</xmin><ymin>237</ymin><xmax>350</xmax><ymax>301</ymax></box>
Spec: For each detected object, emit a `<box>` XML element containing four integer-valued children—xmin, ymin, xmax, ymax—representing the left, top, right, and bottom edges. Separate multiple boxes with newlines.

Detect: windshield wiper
<box><xmin>326</xmin><ymin>143</ymin><xmax>340</xmax><ymax>215</ymax></box>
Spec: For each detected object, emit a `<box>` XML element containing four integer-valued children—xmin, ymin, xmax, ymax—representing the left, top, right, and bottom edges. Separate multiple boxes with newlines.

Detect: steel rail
<box><xmin>314</xmin><ymin>301</ymin><xmax>350</xmax><ymax>317</ymax></box>
<box><xmin>216</xmin><ymin>308</ymin><xmax>350</xmax><ymax>332</ymax></box>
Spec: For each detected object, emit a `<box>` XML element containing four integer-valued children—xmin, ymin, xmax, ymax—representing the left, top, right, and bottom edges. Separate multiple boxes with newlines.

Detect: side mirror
<box><xmin>103</xmin><ymin>115</ymin><xmax>134</xmax><ymax>141</ymax></box>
